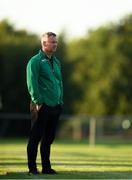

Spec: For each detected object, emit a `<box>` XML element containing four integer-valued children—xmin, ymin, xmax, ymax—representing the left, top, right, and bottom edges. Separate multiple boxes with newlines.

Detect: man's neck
<box><xmin>42</xmin><ymin>48</ymin><xmax>52</xmax><ymax>59</ymax></box>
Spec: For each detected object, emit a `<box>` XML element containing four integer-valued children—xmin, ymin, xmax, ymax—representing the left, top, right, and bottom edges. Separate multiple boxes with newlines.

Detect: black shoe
<box><xmin>42</xmin><ymin>168</ymin><xmax>57</xmax><ymax>174</ymax></box>
<box><xmin>29</xmin><ymin>169</ymin><xmax>39</xmax><ymax>175</ymax></box>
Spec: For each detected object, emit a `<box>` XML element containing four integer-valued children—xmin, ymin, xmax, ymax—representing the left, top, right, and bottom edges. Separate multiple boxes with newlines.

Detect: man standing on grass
<box><xmin>26</xmin><ymin>32</ymin><xmax>63</xmax><ymax>175</ymax></box>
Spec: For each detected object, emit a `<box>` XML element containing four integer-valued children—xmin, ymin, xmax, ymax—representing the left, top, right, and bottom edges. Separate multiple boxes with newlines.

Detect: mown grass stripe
<box><xmin>0</xmin><ymin>139</ymin><xmax>132</xmax><ymax>179</ymax></box>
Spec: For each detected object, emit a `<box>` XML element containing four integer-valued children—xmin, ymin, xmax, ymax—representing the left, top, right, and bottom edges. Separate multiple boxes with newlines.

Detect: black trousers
<box><xmin>27</xmin><ymin>103</ymin><xmax>62</xmax><ymax>171</ymax></box>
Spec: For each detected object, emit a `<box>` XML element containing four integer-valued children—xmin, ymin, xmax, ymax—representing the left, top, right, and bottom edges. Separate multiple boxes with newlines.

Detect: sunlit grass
<box><xmin>0</xmin><ymin>139</ymin><xmax>132</xmax><ymax>179</ymax></box>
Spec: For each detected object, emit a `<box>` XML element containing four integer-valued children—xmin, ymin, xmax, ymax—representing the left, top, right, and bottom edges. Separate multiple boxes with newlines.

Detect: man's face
<box><xmin>44</xmin><ymin>35</ymin><xmax>58</xmax><ymax>52</ymax></box>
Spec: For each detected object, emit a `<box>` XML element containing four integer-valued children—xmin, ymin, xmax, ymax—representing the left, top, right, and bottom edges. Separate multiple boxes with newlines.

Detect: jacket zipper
<box><xmin>48</xmin><ymin>60</ymin><xmax>60</xmax><ymax>103</ymax></box>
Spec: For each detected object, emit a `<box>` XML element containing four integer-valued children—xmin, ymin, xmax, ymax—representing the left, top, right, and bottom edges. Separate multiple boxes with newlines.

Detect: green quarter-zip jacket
<box><xmin>26</xmin><ymin>50</ymin><xmax>63</xmax><ymax>106</ymax></box>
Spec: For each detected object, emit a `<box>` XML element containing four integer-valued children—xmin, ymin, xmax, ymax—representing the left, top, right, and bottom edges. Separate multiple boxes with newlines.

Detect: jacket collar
<box><xmin>39</xmin><ymin>49</ymin><xmax>54</xmax><ymax>60</ymax></box>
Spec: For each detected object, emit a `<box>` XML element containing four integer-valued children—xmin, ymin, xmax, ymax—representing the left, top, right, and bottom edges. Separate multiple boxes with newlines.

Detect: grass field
<box><xmin>0</xmin><ymin>138</ymin><xmax>132</xmax><ymax>179</ymax></box>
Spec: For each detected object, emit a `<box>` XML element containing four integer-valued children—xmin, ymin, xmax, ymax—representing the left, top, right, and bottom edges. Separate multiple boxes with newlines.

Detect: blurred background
<box><xmin>0</xmin><ymin>0</ymin><xmax>132</xmax><ymax>145</ymax></box>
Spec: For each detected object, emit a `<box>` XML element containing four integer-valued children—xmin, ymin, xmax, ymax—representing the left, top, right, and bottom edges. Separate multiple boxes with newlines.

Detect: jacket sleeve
<box><xmin>59</xmin><ymin>63</ymin><xmax>64</xmax><ymax>105</ymax></box>
<box><xmin>60</xmin><ymin>77</ymin><xmax>64</xmax><ymax>105</ymax></box>
<box><xmin>56</xmin><ymin>58</ymin><xmax>64</xmax><ymax>105</ymax></box>
<box><xmin>26</xmin><ymin>58</ymin><xmax>42</xmax><ymax>105</ymax></box>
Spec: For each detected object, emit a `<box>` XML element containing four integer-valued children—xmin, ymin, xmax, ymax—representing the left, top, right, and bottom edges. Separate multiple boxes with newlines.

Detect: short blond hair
<box><xmin>41</xmin><ymin>32</ymin><xmax>57</xmax><ymax>46</ymax></box>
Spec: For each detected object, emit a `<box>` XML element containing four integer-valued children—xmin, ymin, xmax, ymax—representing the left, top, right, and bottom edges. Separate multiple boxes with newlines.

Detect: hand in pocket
<box><xmin>36</xmin><ymin>104</ymin><xmax>43</xmax><ymax>111</ymax></box>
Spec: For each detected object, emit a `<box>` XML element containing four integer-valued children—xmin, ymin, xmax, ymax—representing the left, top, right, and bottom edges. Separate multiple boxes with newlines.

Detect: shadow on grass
<box><xmin>1</xmin><ymin>161</ymin><xmax>132</xmax><ymax>167</ymax></box>
<box><xmin>1</xmin><ymin>171</ymin><xmax>132</xmax><ymax>179</ymax></box>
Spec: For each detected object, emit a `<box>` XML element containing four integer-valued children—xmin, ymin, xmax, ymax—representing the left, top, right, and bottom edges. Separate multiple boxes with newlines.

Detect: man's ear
<box><xmin>43</xmin><ymin>41</ymin><xmax>46</xmax><ymax>46</ymax></box>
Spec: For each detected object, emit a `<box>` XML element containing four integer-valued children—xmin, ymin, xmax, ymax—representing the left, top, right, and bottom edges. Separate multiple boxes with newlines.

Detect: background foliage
<box><xmin>1</xmin><ymin>14</ymin><xmax>132</xmax><ymax>115</ymax></box>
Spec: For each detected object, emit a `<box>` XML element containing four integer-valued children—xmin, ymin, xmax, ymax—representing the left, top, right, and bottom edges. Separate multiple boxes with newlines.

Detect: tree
<box><xmin>67</xmin><ymin>14</ymin><xmax>132</xmax><ymax>115</ymax></box>
<box><xmin>0</xmin><ymin>19</ymin><xmax>40</xmax><ymax>112</ymax></box>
